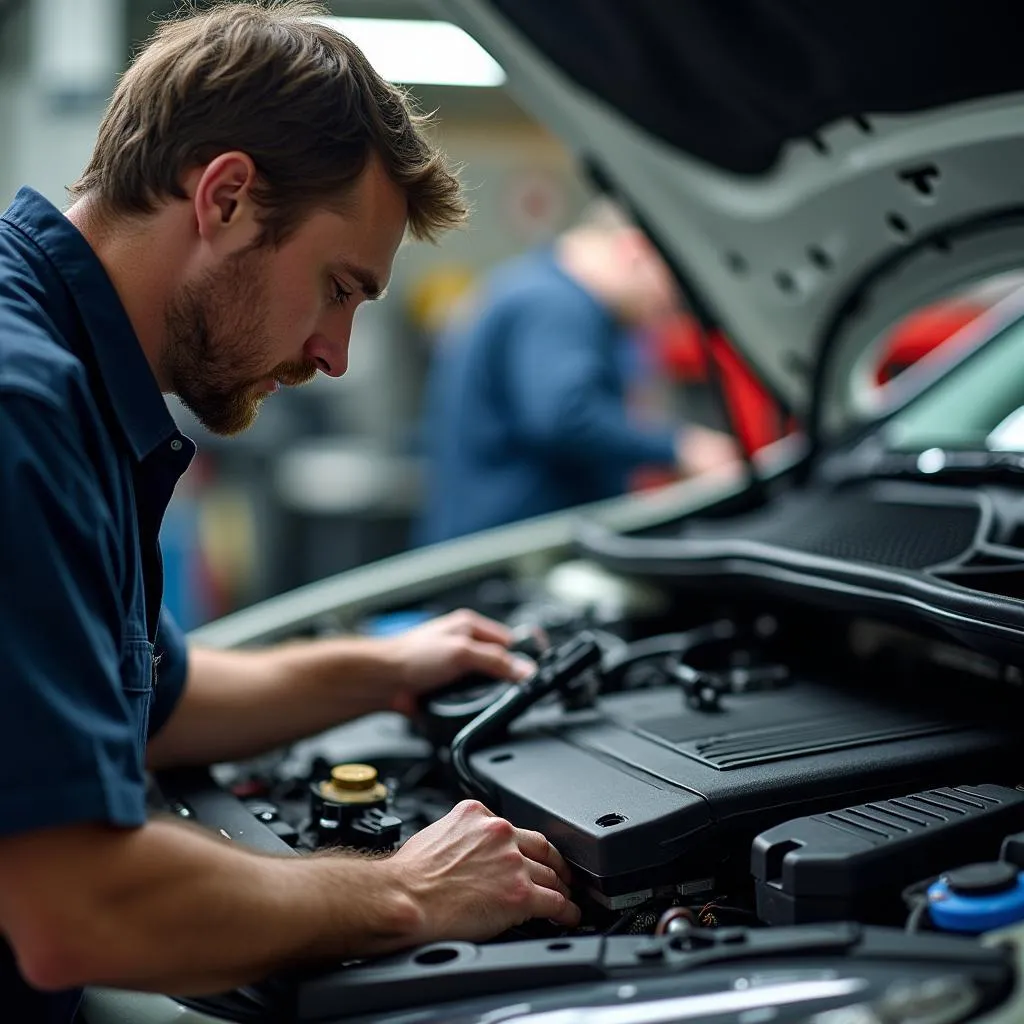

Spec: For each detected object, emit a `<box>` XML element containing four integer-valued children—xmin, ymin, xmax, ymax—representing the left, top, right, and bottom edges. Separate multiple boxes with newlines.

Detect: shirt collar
<box><xmin>2</xmin><ymin>187</ymin><xmax>180</xmax><ymax>462</ymax></box>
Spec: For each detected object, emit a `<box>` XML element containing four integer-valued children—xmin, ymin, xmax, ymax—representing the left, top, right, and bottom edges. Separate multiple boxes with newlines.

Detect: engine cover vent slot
<box><xmin>680</xmin><ymin>714</ymin><xmax>957</xmax><ymax>770</ymax></box>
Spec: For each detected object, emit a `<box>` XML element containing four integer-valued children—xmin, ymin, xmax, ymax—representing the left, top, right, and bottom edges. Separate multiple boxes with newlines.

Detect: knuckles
<box><xmin>521</xmin><ymin>829</ymin><xmax>546</xmax><ymax>849</ymax></box>
<box><xmin>451</xmin><ymin>608</ymin><xmax>476</xmax><ymax>630</ymax></box>
<box><xmin>504</xmin><ymin>876</ymin><xmax>533</xmax><ymax>908</ymax></box>
<box><xmin>484</xmin><ymin>816</ymin><xmax>517</xmax><ymax>843</ymax></box>
<box><xmin>450</xmin><ymin>637</ymin><xmax>475</xmax><ymax>666</ymax></box>
<box><xmin>453</xmin><ymin>799</ymin><xmax>488</xmax><ymax>818</ymax></box>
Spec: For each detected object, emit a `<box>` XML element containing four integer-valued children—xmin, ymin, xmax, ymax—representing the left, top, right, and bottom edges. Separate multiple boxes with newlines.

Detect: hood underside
<box><xmin>432</xmin><ymin>0</ymin><xmax>1024</xmax><ymax>436</ymax></box>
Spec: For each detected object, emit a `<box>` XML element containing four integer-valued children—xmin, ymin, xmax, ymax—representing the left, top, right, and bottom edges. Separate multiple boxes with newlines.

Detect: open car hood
<box><xmin>432</xmin><ymin>0</ymin><xmax>1024</xmax><ymax>438</ymax></box>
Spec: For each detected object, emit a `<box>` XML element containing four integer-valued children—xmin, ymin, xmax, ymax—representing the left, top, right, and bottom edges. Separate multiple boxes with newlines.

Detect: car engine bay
<box><xmin>151</xmin><ymin>552</ymin><xmax>1024</xmax><ymax>1022</ymax></box>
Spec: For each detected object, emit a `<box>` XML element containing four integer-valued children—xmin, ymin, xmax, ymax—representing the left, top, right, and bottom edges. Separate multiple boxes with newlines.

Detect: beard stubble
<box><xmin>162</xmin><ymin>247</ymin><xmax>318</xmax><ymax>435</ymax></box>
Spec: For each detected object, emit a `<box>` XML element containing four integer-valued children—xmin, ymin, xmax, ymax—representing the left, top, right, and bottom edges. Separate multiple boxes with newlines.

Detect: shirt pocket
<box><xmin>120</xmin><ymin>636</ymin><xmax>155</xmax><ymax>759</ymax></box>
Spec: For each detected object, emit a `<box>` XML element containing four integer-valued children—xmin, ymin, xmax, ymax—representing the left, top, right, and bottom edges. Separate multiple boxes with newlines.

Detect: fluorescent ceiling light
<box><xmin>316</xmin><ymin>17</ymin><xmax>506</xmax><ymax>88</ymax></box>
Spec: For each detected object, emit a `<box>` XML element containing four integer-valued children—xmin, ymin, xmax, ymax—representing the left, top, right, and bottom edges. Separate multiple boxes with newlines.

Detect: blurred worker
<box><xmin>416</xmin><ymin>201</ymin><xmax>739</xmax><ymax>544</ymax></box>
<box><xmin>0</xmin><ymin>4</ymin><xmax>579</xmax><ymax>1020</ymax></box>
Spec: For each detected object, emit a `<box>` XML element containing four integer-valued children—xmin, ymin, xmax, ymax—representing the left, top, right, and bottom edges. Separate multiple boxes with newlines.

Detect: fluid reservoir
<box><xmin>310</xmin><ymin>764</ymin><xmax>396</xmax><ymax>850</ymax></box>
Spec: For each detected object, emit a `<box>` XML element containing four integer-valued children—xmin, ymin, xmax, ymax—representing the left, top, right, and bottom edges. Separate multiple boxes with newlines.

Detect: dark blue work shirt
<box><xmin>415</xmin><ymin>249</ymin><xmax>677</xmax><ymax>544</ymax></box>
<box><xmin>0</xmin><ymin>188</ymin><xmax>195</xmax><ymax>1021</ymax></box>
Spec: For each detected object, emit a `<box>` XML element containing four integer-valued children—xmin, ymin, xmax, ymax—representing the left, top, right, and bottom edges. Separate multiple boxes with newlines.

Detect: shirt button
<box><xmin>170</xmin><ymin>439</ymin><xmax>183</xmax><ymax>452</ymax></box>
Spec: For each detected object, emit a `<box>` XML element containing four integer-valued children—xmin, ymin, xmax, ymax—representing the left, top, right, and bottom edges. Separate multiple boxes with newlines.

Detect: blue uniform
<box><xmin>0</xmin><ymin>188</ymin><xmax>194</xmax><ymax>1021</ymax></box>
<box><xmin>416</xmin><ymin>249</ymin><xmax>677</xmax><ymax>544</ymax></box>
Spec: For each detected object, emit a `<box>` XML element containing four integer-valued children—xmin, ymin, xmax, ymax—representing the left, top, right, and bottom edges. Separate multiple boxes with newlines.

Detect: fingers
<box><xmin>516</xmin><ymin>828</ymin><xmax>573</xmax><ymax>886</ymax></box>
<box><xmin>460</xmin><ymin>805</ymin><xmax>575</xmax><ymax>902</ymax></box>
<box><xmin>523</xmin><ymin>856</ymin><xmax>580</xmax><ymax>926</ymax></box>
<box><xmin>446</xmin><ymin>609</ymin><xmax>513</xmax><ymax>647</ymax></box>
<box><xmin>440</xmin><ymin>610</ymin><xmax>537</xmax><ymax>681</ymax></box>
<box><xmin>527</xmin><ymin>859</ymin><xmax>571</xmax><ymax>900</ymax></box>
<box><xmin>418</xmin><ymin>803</ymin><xmax>581</xmax><ymax>933</ymax></box>
<box><xmin>529</xmin><ymin>884</ymin><xmax>581</xmax><ymax>928</ymax></box>
<box><xmin>460</xmin><ymin>639</ymin><xmax>534</xmax><ymax>681</ymax></box>
<box><xmin>508</xmin><ymin>654</ymin><xmax>536</xmax><ymax>681</ymax></box>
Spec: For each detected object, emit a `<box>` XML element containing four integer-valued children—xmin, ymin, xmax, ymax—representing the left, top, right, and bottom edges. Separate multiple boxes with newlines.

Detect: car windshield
<box><xmin>885</xmin><ymin>311</ymin><xmax>1024</xmax><ymax>453</ymax></box>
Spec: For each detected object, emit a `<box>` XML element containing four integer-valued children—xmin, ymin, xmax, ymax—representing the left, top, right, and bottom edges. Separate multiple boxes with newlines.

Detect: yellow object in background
<box><xmin>406</xmin><ymin>264</ymin><xmax>477</xmax><ymax>335</ymax></box>
<box><xmin>198</xmin><ymin>485</ymin><xmax>259</xmax><ymax>613</ymax></box>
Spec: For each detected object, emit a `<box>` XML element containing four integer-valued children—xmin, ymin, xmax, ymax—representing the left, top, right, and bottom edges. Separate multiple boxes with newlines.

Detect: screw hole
<box><xmin>809</xmin><ymin>134</ymin><xmax>829</xmax><ymax>155</ymax></box>
<box><xmin>887</xmin><ymin>213</ymin><xmax>911</xmax><ymax>238</ymax></box>
<box><xmin>547</xmin><ymin>941</ymin><xmax>573</xmax><ymax>952</ymax></box>
<box><xmin>899</xmin><ymin>163</ymin><xmax>940</xmax><ymax>199</ymax></box>
<box><xmin>596</xmin><ymin>813</ymin><xmax>627</xmax><ymax>828</ymax></box>
<box><xmin>415</xmin><ymin>947</ymin><xmax>461</xmax><ymax>966</ymax></box>
<box><xmin>852</xmin><ymin>114</ymin><xmax>873</xmax><ymax>134</ymax></box>
<box><xmin>774</xmin><ymin>270</ymin><xmax>798</xmax><ymax>295</ymax></box>
<box><xmin>807</xmin><ymin>246</ymin><xmax>832</xmax><ymax>271</ymax></box>
<box><xmin>724</xmin><ymin>251</ymin><xmax>749</xmax><ymax>275</ymax></box>
<box><xmin>489</xmin><ymin>752</ymin><xmax>514</xmax><ymax>763</ymax></box>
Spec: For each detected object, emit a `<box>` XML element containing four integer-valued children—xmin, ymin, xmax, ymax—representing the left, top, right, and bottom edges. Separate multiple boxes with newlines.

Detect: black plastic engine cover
<box><xmin>752</xmin><ymin>784</ymin><xmax>1024</xmax><ymax>925</ymax></box>
<box><xmin>468</xmin><ymin>679</ymin><xmax>1018</xmax><ymax>899</ymax></box>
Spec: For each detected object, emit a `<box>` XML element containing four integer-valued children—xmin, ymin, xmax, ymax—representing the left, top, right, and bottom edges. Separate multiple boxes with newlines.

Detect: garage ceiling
<box><xmin>125</xmin><ymin>0</ymin><xmax>527</xmax><ymax>124</ymax></box>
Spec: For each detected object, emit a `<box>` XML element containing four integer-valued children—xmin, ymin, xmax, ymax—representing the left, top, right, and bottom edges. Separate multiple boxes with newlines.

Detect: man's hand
<box><xmin>149</xmin><ymin>608</ymin><xmax>539</xmax><ymax>770</ymax></box>
<box><xmin>0</xmin><ymin>807</ymin><xmax>580</xmax><ymax>995</ymax></box>
<box><xmin>675</xmin><ymin>425</ymin><xmax>743</xmax><ymax>477</ymax></box>
<box><xmin>388</xmin><ymin>799</ymin><xmax>581</xmax><ymax>942</ymax></box>
<box><xmin>381</xmin><ymin>610</ymin><xmax>535</xmax><ymax>715</ymax></box>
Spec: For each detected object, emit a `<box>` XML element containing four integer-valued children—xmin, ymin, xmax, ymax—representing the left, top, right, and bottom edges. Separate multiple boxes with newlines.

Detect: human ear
<box><xmin>191</xmin><ymin>152</ymin><xmax>261</xmax><ymax>248</ymax></box>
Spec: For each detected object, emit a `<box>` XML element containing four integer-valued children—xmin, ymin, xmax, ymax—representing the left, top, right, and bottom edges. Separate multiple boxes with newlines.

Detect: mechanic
<box><xmin>415</xmin><ymin>200</ymin><xmax>740</xmax><ymax>544</ymax></box>
<box><xmin>0</xmin><ymin>3</ymin><xmax>580</xmax><ymax>1020</ymax></box>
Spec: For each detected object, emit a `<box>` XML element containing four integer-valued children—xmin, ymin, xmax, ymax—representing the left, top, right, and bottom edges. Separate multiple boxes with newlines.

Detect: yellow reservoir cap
<box><xmin>330</xmin><ymin>764</ymin><xmax>379</xmax><ymax>791</ymax></box>
<box><xmin>320</xmin><ymin>763</ymin><xmax>388</xmax><ymax>804</ymax></box>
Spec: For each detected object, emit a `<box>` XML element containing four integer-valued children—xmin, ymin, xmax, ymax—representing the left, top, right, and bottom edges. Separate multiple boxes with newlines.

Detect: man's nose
<box><xmin>304</xmin><ymin>331</ymin><xmax>350</xmax><ymax>378</ymax></box>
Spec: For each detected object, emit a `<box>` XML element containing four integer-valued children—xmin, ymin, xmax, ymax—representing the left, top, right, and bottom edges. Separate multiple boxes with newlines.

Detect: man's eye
<box><xmin>331</xmin><ymin>279</ymin><xmax>353</xmax><ymax>306</ymax></box>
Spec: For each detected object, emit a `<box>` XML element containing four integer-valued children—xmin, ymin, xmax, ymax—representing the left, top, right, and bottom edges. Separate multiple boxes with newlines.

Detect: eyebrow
<box><xmin>334</xmin><ymin>260</ymin><xmax>387</xmax><ymax>301</ymax></box>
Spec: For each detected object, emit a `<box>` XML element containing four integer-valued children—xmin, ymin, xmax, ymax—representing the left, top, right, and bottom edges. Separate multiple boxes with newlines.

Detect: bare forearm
<box><xmin>1</xmin><ymin>820</ymin><xmax>419</xmax><ymax>995</ymax></box>
<box><xmin>148</xmin><ymin>609</ymin><xmax>528</xmax><ymax>770</ymax></box>
<box><xmin>147</xmin><ymin>639</ymin><xmax>401</xmax><ymax>769</ymax></box>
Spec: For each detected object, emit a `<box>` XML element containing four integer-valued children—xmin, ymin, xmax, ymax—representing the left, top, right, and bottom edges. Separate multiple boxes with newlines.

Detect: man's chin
<box><xmin>182</xmin><ymin>391</ymin><xmax>265</xmax><ymax>437</ymax></box>
<box><xmin>214</xmin><ymin>399</ymin><xmax>264</xmax><ymax>436</ymax></box>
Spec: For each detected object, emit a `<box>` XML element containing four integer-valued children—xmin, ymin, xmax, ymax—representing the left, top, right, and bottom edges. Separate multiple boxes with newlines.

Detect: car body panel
<box><xmin>432</xmin><ymin>0</ymin><xmax>1024</xmax><ymax>437</ymax></box>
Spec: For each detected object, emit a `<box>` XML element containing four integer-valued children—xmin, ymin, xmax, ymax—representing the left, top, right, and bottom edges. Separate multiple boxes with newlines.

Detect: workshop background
<box><xmin>0</xmin><ymin>0</ymin><xmax>995</xmax><ymax>628</ymax></box>
<box><xmin>0</xmin><ymin>0</ymin><xmax>603</xmax><ymax>627</ymax></box>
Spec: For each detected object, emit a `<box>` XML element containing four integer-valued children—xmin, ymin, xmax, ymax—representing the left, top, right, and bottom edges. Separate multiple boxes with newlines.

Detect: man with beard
<box><xmin>0</xmin><ymin>3</ymin><xmax>579</xmax><ymax>1020</ymax></box>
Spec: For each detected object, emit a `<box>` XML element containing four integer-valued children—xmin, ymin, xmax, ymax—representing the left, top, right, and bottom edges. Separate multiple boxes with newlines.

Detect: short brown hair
<box><xmin>68</xmin><ymin>0</ymin><xmax>467</xmax><ymax>243</ymax></box>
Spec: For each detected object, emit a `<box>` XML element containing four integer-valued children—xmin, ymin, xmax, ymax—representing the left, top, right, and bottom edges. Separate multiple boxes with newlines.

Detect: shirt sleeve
<box><xmin>148</xmin><ymin>607</ymin><xmax>189</xmax><ymax>738</ymax></box>
<box><xmin>0</xmin><ymin>390</ymin><xmax>147</xmax><ymax>838</ymax></box>
<box><xmin>503</xmin><ymin>298</ymin><xmax>679</xmax><ymax>471</ymax></box>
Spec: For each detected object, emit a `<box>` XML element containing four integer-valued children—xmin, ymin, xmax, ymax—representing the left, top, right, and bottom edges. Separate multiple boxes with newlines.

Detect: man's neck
<box><xmin>65</xmin><ymin>197</ymin><xmax>173</xmax><ymax>391</ymax></box>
